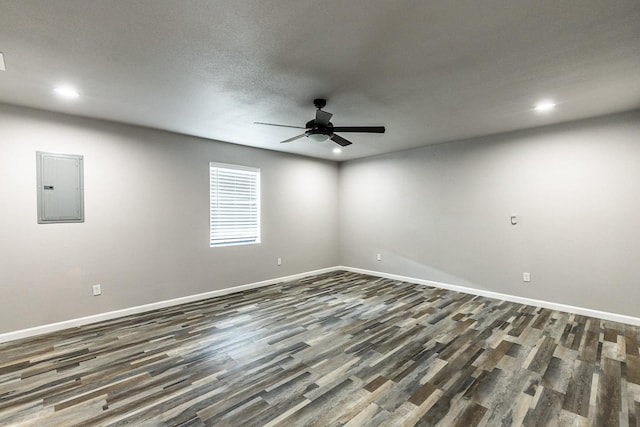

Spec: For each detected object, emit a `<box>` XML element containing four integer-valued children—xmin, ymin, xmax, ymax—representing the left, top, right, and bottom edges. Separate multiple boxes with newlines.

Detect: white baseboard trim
<box><xmin>0</xmin><ymin>266</ymin><xmax>341</xmax><ymax>344</ymax></box>
<box><xmin>5</xmin><ymin>265</ymin><xmax>639</xmax><ymax>343</ymax></box>
<box><xmin>340</xmin><ymin>266</ymin><xmax>640</xmax><ymax>327</ymax></box>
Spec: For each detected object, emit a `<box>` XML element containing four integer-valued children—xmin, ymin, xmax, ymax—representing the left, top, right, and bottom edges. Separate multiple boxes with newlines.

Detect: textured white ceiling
<box><xmin>0</xmin><ymin>0</ymin><xmax>639</xmax><ymax>161</ymax></box>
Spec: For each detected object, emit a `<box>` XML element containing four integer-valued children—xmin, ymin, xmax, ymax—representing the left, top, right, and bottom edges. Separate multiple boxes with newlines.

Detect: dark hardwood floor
<box><xmin>1</xmin><ymin>271</ymin><xmax>639</xmax><ymax>426</ymax></box>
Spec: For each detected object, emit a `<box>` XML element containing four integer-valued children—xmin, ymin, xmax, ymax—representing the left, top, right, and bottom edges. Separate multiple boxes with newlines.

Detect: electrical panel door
<box><xmin>36</xmin><ymin>152</ymin><xmax>84</xmax><ymax>223</ymax></box>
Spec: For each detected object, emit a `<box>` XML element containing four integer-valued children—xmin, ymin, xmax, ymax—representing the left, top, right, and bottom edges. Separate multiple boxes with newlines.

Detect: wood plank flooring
<box><xmin>1</xmin><ymin>271</ymin><xmax>639</xmax><ymax>426</ymax></box>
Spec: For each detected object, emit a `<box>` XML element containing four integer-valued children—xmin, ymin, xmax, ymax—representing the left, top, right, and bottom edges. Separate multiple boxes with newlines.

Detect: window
<box><xmin>209</xmin><ymin>162</ymin><xmax>260</xmax><ymax>247</ymax></box>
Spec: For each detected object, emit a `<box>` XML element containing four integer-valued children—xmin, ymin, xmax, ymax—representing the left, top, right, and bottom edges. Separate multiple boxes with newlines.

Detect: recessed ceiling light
<box><xmin>332</xmin><ymin>147</ymin><xmax>342</xmax><ymax>154</ymax></box>
<box><xmin>534</xmin><ymin>100</ymin><xmax>556</xmax><ymax>113</ymax></box>
<box><xmin>54</xmin><ymin>86</ymin><xmax>80</xmax><ymax>99</ymax></box>
<box><xmin>0</xmin><ymin>52</ymin><xmax>6</xmax><ymax>71</ymax></box>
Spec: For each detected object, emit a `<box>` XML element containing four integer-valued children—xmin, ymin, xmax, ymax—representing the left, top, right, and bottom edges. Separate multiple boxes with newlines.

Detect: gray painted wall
<box><xmin>0</xmin><ymin>104</ymin><xmax>339</xmax><ymax>333</ymax></box>
<box><xmin>3</xmin><ymin>103</ymin><xmax>640</xmax><ymax>334</ymax></box>
<box><xmin>339</xmin><ymin>110</ymin><xmax>640</xmax><ymax>317</ymax></box>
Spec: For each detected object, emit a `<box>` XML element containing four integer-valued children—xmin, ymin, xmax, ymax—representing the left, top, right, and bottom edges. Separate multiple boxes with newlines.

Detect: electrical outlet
<box><xmin>277</xmin><ymin>257</ymin><xmax>282</xmax><ymax>266</ymax></box>
<box><xmin>92</xmin><ymin>284</ymin><xmax>102</xmax><ymax>296</ymax></box>
<box><xmin>376</xmin><ymin>253</ymin><xmax>382</xmax><ymax>261</ymax></box>
<box><xmin>523</xmin><ymin>272</ymin><xmax>531</xmax><ymax>282</ymax></box>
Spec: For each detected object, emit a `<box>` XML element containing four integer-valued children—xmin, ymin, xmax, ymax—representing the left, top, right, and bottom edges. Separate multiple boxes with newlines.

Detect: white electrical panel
<box><xmin>36</xmin><ymin>151</ymin><xmax>84</xmax><ymax>223</ymax></box>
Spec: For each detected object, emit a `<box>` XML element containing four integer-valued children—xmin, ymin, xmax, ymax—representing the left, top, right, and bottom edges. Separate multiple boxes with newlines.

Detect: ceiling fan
<box><xmin>254</xmin><ymin>99</ymin><xmax>385</xmax><ymax>147</ymax></box>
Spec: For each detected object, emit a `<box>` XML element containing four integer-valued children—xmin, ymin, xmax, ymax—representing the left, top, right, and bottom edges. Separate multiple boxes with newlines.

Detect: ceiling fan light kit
<box><xmin>255</xmin><ymin>99</ymin><xmax>385</xmax><ymax>147</ymax></box>
<box><xmin>307</xmin><ymin>133</ymin><xmax>330</xmax><ymax>142</ymax></box>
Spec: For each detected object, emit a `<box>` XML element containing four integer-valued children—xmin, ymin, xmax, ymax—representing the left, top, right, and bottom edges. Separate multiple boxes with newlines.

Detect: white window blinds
<box><xmin>209</xmin><ymin>162</ymin><xmax>261</xmax><ymax>247</ymax></box>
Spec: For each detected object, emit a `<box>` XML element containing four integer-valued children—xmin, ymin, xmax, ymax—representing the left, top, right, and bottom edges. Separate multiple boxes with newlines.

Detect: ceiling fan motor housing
<box><xmin>305</xmin><ymin>120</ymin><xmax>334</xmax><ymax>137</ymax></box>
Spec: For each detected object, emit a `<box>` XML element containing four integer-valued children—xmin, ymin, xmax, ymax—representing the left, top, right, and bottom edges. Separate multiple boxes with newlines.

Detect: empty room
<box><xmin>1</xmin><ymin>1</ymin><xmax>640</xmax><ymax>426</ymax></box>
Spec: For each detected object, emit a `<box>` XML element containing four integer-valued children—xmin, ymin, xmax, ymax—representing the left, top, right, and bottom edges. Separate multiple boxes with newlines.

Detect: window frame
<box><xmin>209</xmin><ymin>162</ymin><xmax>261</xmax><ymax>247</ymax></box>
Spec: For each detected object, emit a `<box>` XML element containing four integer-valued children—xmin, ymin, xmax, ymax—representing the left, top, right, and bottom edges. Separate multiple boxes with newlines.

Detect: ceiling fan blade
<box><xmin>315</xmin><ymin>110</ymin><xmax>333</xmax><ymax>126</ymax></box>
<box><xmin>330</xmin><ymin>134</ymin><xmax>353</xmax><ymax>147</ymax></box>
<box><xmin>331</xmin><ymin>126</ymin><xmax>385</xmax><ymax>133</ymax></box>
<box><xmin>255</xmin><ymin>121</ymin><xmax>306</xmax><ymax>129</ymax></box>
<box><xmin>280</xmin><ymin>134</ymin><xmax>306</xmax><ymax>143</ymax></box>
